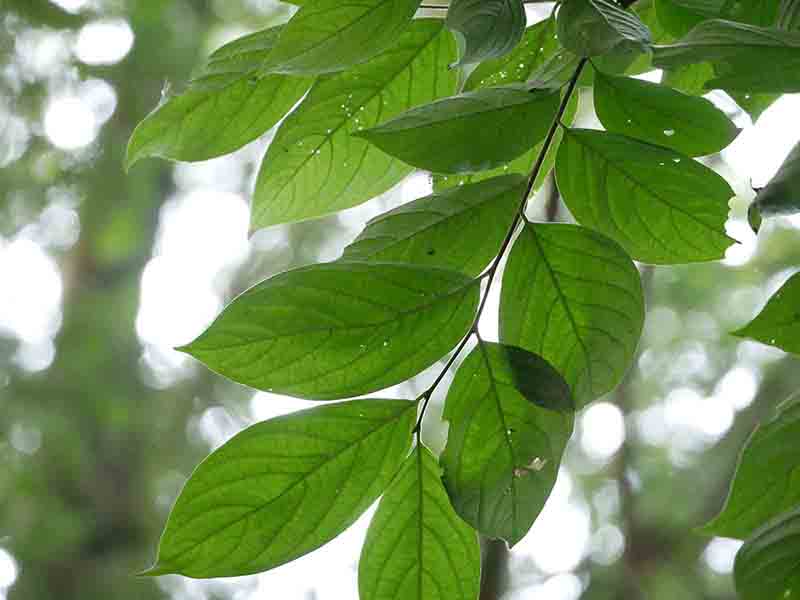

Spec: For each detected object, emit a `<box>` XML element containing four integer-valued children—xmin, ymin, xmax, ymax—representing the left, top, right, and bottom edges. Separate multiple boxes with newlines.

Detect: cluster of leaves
<box><xmin>127</xmin><ymin>0</ymin><xmax>800</xmax><ymax>598</ymax></box>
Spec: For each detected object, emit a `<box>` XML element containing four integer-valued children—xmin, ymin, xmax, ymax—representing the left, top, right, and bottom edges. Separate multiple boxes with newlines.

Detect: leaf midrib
<box><xmin>192</xmin><ymin>277</ymin><xmax>477</xmax><ymax>351</ymax></box>
<box><xmin>255</xmin><ymin>24</ymin><xmax>444</xmax><ymax>222</ymax></box>
<box><xmin>162</xmin><ymin>403</ymin><xmax>414</xmax><ymax>571</ymax></box>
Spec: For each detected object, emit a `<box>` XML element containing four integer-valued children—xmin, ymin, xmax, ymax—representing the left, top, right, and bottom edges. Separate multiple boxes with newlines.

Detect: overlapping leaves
<box><xmin>356</xmin><ymin>85</ymin><xmax>560</xmax><ymax>173</ymax></box>
<box><xmin>441</xmin><ymin>342</ymin><xmax>573</xmax><ymax>545</ymax></box>
<box><xmin>501</xmin><ymin>223</ymin><xmax>644</xmax><ymax>406</ymax></box>
<box><xmin>126</xmin><ymin>26</ymin><xmax>313</xmax><ymax>166</ymax></box>
<box><xmin>359</xmin><ymin>446</ymin><xmax>481</xmax><ymax>600</ymax></box>
<box><xmin>125</xmin><ymin>1</ymin><xmax>800</xmax><ymax>598</ymax></box>
<box><xmin>252</xmin><ymin>19</ymin><xmax>457</xmax><ymax>229</ymax></box>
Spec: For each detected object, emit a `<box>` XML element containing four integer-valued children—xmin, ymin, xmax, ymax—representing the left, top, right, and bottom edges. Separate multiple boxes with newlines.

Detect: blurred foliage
<box><xmin>1</xmin><ymin>2</ymin><xmax>799</xmax><ymax>600</ymax></box>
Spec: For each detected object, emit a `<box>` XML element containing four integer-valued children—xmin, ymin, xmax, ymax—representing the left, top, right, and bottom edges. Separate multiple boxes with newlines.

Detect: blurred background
<box><xmin>1</xmin><ymin>1</ymin><xmax>799</xmax><ymax>599</ymax></box>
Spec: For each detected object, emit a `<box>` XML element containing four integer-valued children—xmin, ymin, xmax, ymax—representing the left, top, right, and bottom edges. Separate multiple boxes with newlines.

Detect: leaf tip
<box><xmin>137</xmin><ymin>561</ymin><xmax>176</xmax><ymax>577</ymax></box>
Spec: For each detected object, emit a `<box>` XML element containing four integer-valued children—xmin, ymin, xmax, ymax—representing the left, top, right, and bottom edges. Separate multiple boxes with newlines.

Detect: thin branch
<box><xmin>413</xmin><ymin>58</ymin><xmax>588</xmax><ymax>433</ymax></box>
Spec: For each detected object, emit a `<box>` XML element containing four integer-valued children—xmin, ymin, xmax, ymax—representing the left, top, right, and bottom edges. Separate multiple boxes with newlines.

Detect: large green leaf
<box><xmin>500</xmin><ymin>223</ymin><xmax>644</xmax><ymax>406</ymax></box>
<box><xmin>261</xmin><ymin>0</ymin><xmax>422</xmax><ymax>74</ymax></box>
<box><xmin>149</xmin><ymin>399</ymin><xmax>416</xmax><ymax>578</ymax></box>
<box><xmin>654</xmin><ymin>0</ymin><xmax>725</xmax><ymax>37</ymax></box>
<box><xmin>251</xmin><ymin>20</ymin><xmax>457</xmax><ymax>229</ymax></box>
<box><xmin>660</xmin><ymin>61</ymin><xmax>778</xmax><ymax>123</ymax></box>
<box><xmin>702</xmin><ymin>393</ymin><xmax>800</xmax><ymax>539</ymax></box>
<box><xmin>126</xmin><ymin>27</ymin><xmax>313</xmax><ymax>167</ymax></box>
<box><xmin>464</xmin><ymin>16</ymin><xmax>561</xmax><ymax>91</ymax></box>
<box><xmin>653</xmin><ymin>19</ymin><xmax>800</xmax><ymax>93</ymax></box>
<box><xmin>750</xmin><ymin>141</ymin><xmax>800</xmax><ymax>227</ymax></box>
<box><xmin>359</xmin><ymin>445</ymin><xmax>481</xmax><ymax>600</ymax></box>
<box><xmin>593</xmin><ymin>70</ymin><xmax>739</xmax><ymax>156</ymax></box>
<box><xmin>431</xmin><ymin>93</ymin><xmax>577</xmax><ymax>196</ymax></box>
<box><xmin>434</xmin><ymin>21</ymin><xmax>577</xmax><ymax>195</ymax></box>
<box><xmin>556</xmin><ymin>0</ymin><xmax>651</xmax><ymax>57</ymax></box>
<box><xmin>441</xmin><ymin>342</ymin><xmax>573</xmax><ymax>545</ymax></box>
<box><xmin>181</xmin><ymin>262</ymin><xmax>479</xmax><ymax>400</ymax></box>
<box><xmin>445</xmin><ymin>0</ymin><xmax>526</xmax><ymax>65</ymax></box>
<box><xmin>356</xmin><ymin>86</ymin><xmax>560</xmax><ymax>174</ymax></box>
<box><xmin>555</xmin><ymin>129</ymin><xmax>733</xmax><ymax>264</ymax></box>
<box><xmin>734</xmin><ymin>506</ymin><xmax>800</xmax><ymax>600</ymax></box>
<box><xmin>733</xmin><ymin>271</ymin><xmax>800</xmax><ymax>354</ymax></box>
<box><xmin>343</xmin><ymin>175</ymin><xmax>525</xmax><ymax>277</ymax></box>
<box><xmin>728</xmin><ymin>0</ymin><xmax>782</xmax><ymax>27</ymax></box>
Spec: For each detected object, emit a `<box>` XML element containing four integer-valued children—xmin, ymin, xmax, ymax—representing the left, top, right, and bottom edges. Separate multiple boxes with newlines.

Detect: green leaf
<box><xmin>660</xmin><ymin>62</ymin><xmax>778</xmax><ymax>123</ymax></box>
<box><xmin>661</xmin><ymin>61</ymin><xmax>716</xmax><ymax>95</ymax></box>
<box><xmin>733</xmin><ymin>271</ymin><xmax>800</xmax><ymax>354</ymax></box>
<box><xmin>261</xmin><ymin>0</ymin><xmax>422</xmax><ymax>74</ymax></box>
<box><xmin>751</xmin><ymin>140</ymin><xmax>800</xmax><ymax>221</ymax></box>
<box><xmin>500</xmin><ymin>223</ymin><xmax>644</xmax><ymax>406</ymax></box>
<box><xmin>359</xmin><ymin>445</ymin><xmax>480</xmax><ymax>600</ymax></box>
<box><xmin>126</xmin><ymin>27</ymin><xmax>313</xmax><ymax>168</ymax></box>
<box><xmin>556</xmin><ymin>0</ymin><xmax>652</xmax><ymax>57</ymax></box>
<box><xmin>654</xmin><ymin>0</ymin><xmax>725</xmax><ymax>37</ymax></box>
<box><xmin>431</xmin><ymin>93</ymin><xmax>578</xmax><ymax>201</ymax></box>
<box><xmin>463</xmin><ymin>16</ymin><xmax>561</xmax><ymax>91</ymax></box>
<box><xmin>441</xmin><ymin>342</ymin><xmax>573</xmax><ymax>545</ymax></box>
<box><xmin>728</xmin><ymin>0</ymin><xmax>781</xmax><ymax>27</ymax></box>
<box><xmin>343</xmin><ymin>174</ymin><xmax>526</xmax><ymax>276</ymax></box>
<box><xmin>734</xmin><ymin>506</ymin><xmax>800</xmax><ymax>600</ymax></box>
<box><xmin>779</xmin><ymin>0</ymin><xmax>800</xmax><ymax>30</ymax></box>
<box><xmin>593</xmin><ymin>69</ymin><xmax>739</xmax><ymax>156</ymax></box>
<box><xmin>149</xmin><ymin>399</ymin><xmax>416</xmax><ymax>578</ymax></box>
<box><xmin>251</xmin><ymin>20</ymin><xmax>457</xmax><ymax>229</ymax></box>
<box><xmin>355</xmin><ymin>86</ymin><xmax>560</xmax><ymax>174</ymax></box>
<box><xmin>653</xmin><ymin>19</ymin><xmax>800</xmax><ymax>93</ymax></box>
<box><xmin>445</xmin><ymin>0</ymin><xmax>526</xmax><ymax>65</ymax></box>
<box><xmin>729</xmin><ymin>91</ymin><xmax>780</xmax><ymax>123</ymax></box>
<box><xmin>182</xmin><ymin>262</ymin><xmax>479</xmax><ymax>400</ymax></box>
<box><xmin>555</xmin><ymin>129</ymin><xmax>733</xmax><ymax>264</ymax></box>
<box><xmin>702</xmin><ymin>393</ymin><xmax>800</xmax><ymax>539</ymax></box>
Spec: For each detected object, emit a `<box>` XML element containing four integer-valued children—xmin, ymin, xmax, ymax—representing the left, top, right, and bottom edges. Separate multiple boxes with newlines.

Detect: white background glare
<box><xmin>43</xmin><ymin>96</ymin><xmax>98</xmax><ymax>150</ymax></box>
<box><xmin>75</xmin><ymin>19</ymin><xmax>135</xmax><ymax>66</ymax></box>
<box><xmin>703</xmin><ymin>538</ymin><xmax>743</xmax><ymax>575</ymax></box>
<box><xmin>0</xmin><ymin>238</ymin><xmax>62</xmax><ymax>343</ymax></box>
<box><xmin>581</xmin><ymin>402</ymin><xmax>626</xmax><ymax>460</ymax></box>
<box><xmin>0</xmin><ymin>548</ymin><xmax>18</xmax><ymax>589</ymax></box>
